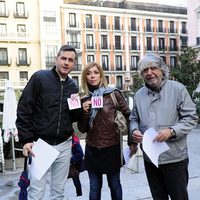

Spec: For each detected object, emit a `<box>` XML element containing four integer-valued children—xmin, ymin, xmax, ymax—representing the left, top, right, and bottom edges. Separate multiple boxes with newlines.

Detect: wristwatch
<box><xmin>169</xmin><ymin>128</ymin><xmax>176</xmax><ymax>138</ymax></box>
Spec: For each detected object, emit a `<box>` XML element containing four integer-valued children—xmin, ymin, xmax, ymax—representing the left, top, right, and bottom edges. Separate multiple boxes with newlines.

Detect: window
<box><xmin>182</xmin><ymin>22</ymin><xmax>187</xmax><ymax>34</ymax></box>
<box><xmin>169</xmin><ymin>21</ymin><xmax>175</xmax><ymax>33</ymax></box>
<box><xmin>146</xmin><ymin>37</ymin><xmax>152</xmax><ymax>50</ymax></box>
<box><xmin>72</xmin><ymin>76</ymin><xmax>79</xmax><ymax>86</ymax></box>
<box><xmin>0</xmin><ymin>48</ymin><xmax>8</xmax><ymax>65</ymax></box>
<box><xmin>102</xmin><ymin>55</ymin><xmax>109</xmax><ymax>70</ymax></box>
<box><xmin>116</xmin><ymin>76</ymin><xmax>123</xmax><ymax>90</ymax></box>
<box><xmin>86</xmin><ymin>14</ymin><xmax>92</xmax><ymax>28</ymax></box>
<box><xmin>45</xmin><ymin>45</ymin><xmax>57</xmax><ymax>69</ymax></box>
<box><xmin>68</xmin><ymin>33</ymin><xmax>80</xmax><ymax>49</ymax></box>
<box><xmin>101</xmin><ymin>35</ymin><xmax>108</xmax><ymax>49</ymax></box>
<box><xmin>100</xmin><ymin>15</ymin><xmax>107</xmax><ymax>29</ymax></box>
<box><xmin>114</xmin><ymin>16</ymin><xmax>120</xmax><ymax>30</ymax></box>
<box><xmin>86</xmin><ymin>34</ymin><xmax>94</xmax><ymax>49</ymax></box>
<box><xmin>146</xmin><ymin>19</ymin><xmax>152</xmax><ymax>32</ymax></box>
<box><xmin>158</xmin><ymin>38</ymin><xmax>165</xmax><ymax>51</ymax></box>
<box><xmin>181</xmin><ymin>36</ymin><xmax>188</xmax><ymax>47</ymax></box>
<box><xmin>87</xmin><ymin>55</ymin><xmax>94</xmax><ymax>62</ymax></box>
<box><xmin>43</xmin><ymin>10</ymin><xmax>57</xmax><ymax>35</ymax></box>
<box><xmin>115</xmin><ymin>36</ymin><xmax>121</xmax><ymax>50</ymax></box>
<box><xmin>16</xmin><ymin>2</ymin><xmax>25</xmax><ymax>17</ymax></box>
<box><xmin>131</xmin><ymin>36</ymin><xmax>137</xmax><ymax>50</ymax></box>
<box><xmin>115</xmin><ymin>55</ymin><xmax>122</xmax><ymax>70</ymax></box>
<box><xmin>170</xmin><ymin>56</ymin><xmax>177</xmax><ymax>68</ymax></box>
<box><xmin>19</xmin><ymin>71</ymin><xmax>28</xmax><ymax>80</ymax></box>
<box><xmin>130</xmin><ymin>18</ymin><xmax>136</xmax><ymax>31</ymax></box>
<box><xmin>17</xmin><ymin>24</ymin><xmax>26</xmax><ymax>37</ymax></box>
<box><xmin>161</xmin><ymin>56</ymin><xmax>166</xmax><ymax>63</ymax></box>
<box><xmin>170</xmin><ymin>38</ymin><xmax>177</xmax><ymax>51</ymax></box>
<box><xmin>69</xmin><ymin>13</ymin><xmax>76</xmax><ymax>27</ymax></box>
<box><xmin>0</xmin><ymin>72</ymin><xmax>8</xmax><ymax>80</ymax></box>
<box><xmin>0</xmin><ymin>1</ymin><xmax>6</xmax><ymax>16</ymax></box>
<box><xmin>105</xmin><ymin>76</ymin><xmax>109</xmax><ymax>85</ymax></box>
<box><xmin>131</xmin><ymin>56</ymin><xmax>139</xmax><ymax>70</ymax></box>
<box><xmin>158</xmin><ymin>20</ymin><xmax>163</xmax><ymax>32</ymax></box>
<box><xmin>18</xmin><ymin>48</ymin><xmax>27</xmax><ymax>65</ymax></box>
<box><xmin>0</xmin><ymin>23</ymin><xmax>6</xmax><ymax>36</ymax></box>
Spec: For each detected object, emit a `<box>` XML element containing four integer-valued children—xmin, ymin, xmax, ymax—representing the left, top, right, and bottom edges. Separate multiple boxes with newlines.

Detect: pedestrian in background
<box><xmin>78</xmin><ymin>62</ymin><xmax>132</xmax><ymax>200</ymax></box>
<box><xmin>69</xmin><ymin>133</ymin><xmax>84</xmax><ymax>197</ymax></box>
<box><xmin>16</xmin><ymin>45</ymin><xmax>81</xmax><ymax>200</ymax></box>
<box><xmin>130</xmin><ymin>53</ymin><xmax>198</xmax><ymax>200</ymax></box>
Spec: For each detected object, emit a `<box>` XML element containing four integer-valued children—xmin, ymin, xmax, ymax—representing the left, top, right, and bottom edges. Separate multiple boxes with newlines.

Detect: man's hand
<box><xmin>132</xmin><ymin>129</ymin><xmax>143</xmax><ymax>143</ymax></box>
<box><xmin>129</xmin><ymin>143</ymin><xmax>138</xmax><ymax>157</ymax></box>
<box><xmin>153</xmin><ymin>128</ymin><xmax>171</xmax><ymax>143</ymax></box>
<box><xmin>23</xmin><ymin>142</ymin><xmax>35</xmax><ymax>157</ymax></box>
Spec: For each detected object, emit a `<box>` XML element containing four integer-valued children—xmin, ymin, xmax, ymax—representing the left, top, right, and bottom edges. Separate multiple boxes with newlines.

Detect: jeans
<box><xmin>88</xmin><ymin>170</ymin><xmax>122</xmax><ymax>200</ymax></box>
<box><xmin>144</xmin><ymin>158</ymin><xmax>189</xmax><ymax>200</ymax></box>
<box><xmin>28</xmin><ymin>139</ymin><xmax>72</xmax><ymax>200</ymax></box>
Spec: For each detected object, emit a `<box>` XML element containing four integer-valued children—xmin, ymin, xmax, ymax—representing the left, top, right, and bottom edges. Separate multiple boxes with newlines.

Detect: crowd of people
<box><xmin>16</xmin><ymin>44</ymin><xmax>198</xmax><ymax>200</ymax></box>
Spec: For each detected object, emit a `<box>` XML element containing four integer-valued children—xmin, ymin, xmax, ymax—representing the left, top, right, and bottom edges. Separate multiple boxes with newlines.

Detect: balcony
<box><xmin>74</xmin><ymin>64</ymin><xmax>82</xmax><ymax>71</ymax></box>
<box><xmin>0</xmin><ymin>10</ymin><xmax>9</xmax><ymax>17</ymax></box>
<box><xmin>67</xmin><ymin>42</ymin><xmax>80</xmax><ymax>49</ymax></box>
<box><xmin>14</xmin><ymin>11</ymin><xmax>28</xmax><ymax>18</ymax></box>
<box><xmin>0</xmin><ymin>58</ymin><xmax>12</xmax><ymax>66</ymax></box>
<box><xmin>16</xmin><ymin>57</ymin><xmax>31</xmax><ymax>66</ymax></box>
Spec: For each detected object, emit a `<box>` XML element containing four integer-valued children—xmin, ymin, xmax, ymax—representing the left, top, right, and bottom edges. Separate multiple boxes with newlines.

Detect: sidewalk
<box><xmin>0</xmin><ymin>128</ymin><xmax>200</xmax><ymax>200</ymax></box>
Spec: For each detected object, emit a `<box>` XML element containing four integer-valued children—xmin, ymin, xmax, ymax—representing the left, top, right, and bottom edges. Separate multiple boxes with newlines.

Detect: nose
<box><xmin>146</xmin><ymin>68</ymin><xmax>153</xmax><ymax>75</ymax></box>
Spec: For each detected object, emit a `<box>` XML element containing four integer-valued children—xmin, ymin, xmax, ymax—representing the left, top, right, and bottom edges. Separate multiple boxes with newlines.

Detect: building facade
<box><xmin>0</xmin><ymin>0</ymin><xmax>188</xmax><ymax>93</ymax></box>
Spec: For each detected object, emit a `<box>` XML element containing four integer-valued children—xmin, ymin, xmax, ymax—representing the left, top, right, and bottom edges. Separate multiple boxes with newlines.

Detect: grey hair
<box><xmin>138</xmin><ymin>53</ymin><xmax>169</xmax><ymax>79</ymax></box>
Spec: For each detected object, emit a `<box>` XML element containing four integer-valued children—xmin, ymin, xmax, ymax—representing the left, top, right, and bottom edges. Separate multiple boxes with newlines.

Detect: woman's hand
<box><xmin>82</xmin><ymin>100</ymin><xmax>92</xmax><ymax>113</ymax></box>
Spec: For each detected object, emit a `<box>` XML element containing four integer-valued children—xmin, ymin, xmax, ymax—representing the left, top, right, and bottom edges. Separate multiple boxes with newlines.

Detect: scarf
<box><xmin>88</xmin><ymin>86</ymin><xmax>118</xmax><ymax>128</ymax></box>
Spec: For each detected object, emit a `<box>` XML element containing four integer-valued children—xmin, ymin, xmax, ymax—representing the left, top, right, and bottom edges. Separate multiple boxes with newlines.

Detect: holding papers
<box><xmin>142</xmin><ymin>127</ymin><xmax>169</xmax><ymax>167</ymax></box>
<box><xmin>29</xmin><ymin>139</ymin><xmax>60</xmax><ymax>180</ymax></box>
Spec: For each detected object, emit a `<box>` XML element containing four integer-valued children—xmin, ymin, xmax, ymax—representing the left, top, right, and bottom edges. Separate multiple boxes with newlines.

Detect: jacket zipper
<box><xmin>55</xmin><ymin>80</ymin><xmax>64</xmax><ymax>144</ymax></box>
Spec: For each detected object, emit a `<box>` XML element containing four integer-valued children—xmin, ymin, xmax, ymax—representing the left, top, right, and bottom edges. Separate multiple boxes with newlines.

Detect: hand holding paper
<box><xmin>142</xmin><ymin>127</ymin><xmax>170</xmax><ymax>167</ymax></box>
<box><xmin>29</xmin><ymin>138</ymin><xmax>60</xmax><ymax>180</ymax></box>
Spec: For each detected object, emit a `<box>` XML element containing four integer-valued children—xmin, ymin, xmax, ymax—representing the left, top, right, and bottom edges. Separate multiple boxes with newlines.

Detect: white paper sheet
<box><xmin>142</xmin><ymin>127</ymin><xmax>170</xmax><ymax>167</ymax></box>
<box><xmin>29</xmin><ymin>138</ymin><xmax>60</xmax><ymax>180</ymax></box>
<box><xmin>123</xmin><ymin>146</ymin><xmax>131</xmax><ymax>165</ymax></box>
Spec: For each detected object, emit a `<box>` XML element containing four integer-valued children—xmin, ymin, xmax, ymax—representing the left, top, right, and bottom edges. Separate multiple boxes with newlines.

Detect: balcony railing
<box><xmin>16</xmin><ymin>57</ymin><xmax>31</xmax><ymax>66</ymax></box>
<box><xmin>67</xmin><ymin>42</ymin><xmax>80</xmax><ymax>49</ymax></box>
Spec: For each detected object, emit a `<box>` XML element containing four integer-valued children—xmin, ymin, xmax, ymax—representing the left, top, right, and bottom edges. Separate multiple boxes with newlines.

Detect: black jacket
<box><xmin>16</xmin><ymin>67</ymin><xmax>81</xmax><ymax>145</ymax></box>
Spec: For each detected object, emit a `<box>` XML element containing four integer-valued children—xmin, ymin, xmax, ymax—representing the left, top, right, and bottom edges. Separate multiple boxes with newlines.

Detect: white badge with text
<box><xmin>91</xmin><ymin>96</ymin><xmax>103</xmax><ymax>108</ymax></box>
<box><xmin>67</xmin><ymin>94</ymin><xmax>81</xmax><ymax>110</ymax></box>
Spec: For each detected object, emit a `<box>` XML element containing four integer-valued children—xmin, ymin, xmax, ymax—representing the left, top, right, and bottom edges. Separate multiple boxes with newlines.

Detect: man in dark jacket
<box><xmin>16</xmin><ymin>45</ymin><xmax>81</xmax><ymax>200</ymax></box>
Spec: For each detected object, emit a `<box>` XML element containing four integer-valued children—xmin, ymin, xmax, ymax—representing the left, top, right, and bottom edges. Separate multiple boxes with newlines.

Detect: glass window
<box><xmin>114</xmin><ymin>16</ymin><xmax>120</xmax><ymax>30</ymax></box>
<box><xmin>131</xmin><ymin>56</ymin><xmax>139</xmax><ymax>70</ymax></box>
<box><xmin>158</xmin><ymin>20</ymin><xmax>163</xmax><ymax>32</ymax></box>
<box><xmin>146</xmin><ymin>37</ymin><xmax>152</xmax><ymax>50</ymax></box>
<box><xmin>16</xmin><ymin>2</ymin><xmax>25</xmax><ymax>17</ymax></box>
<box><xmin>0</xmin><ymin>23</ymin><xmax>6</xmax><ymax>36</ymax></box>
<box><xmin>115</xmin><ymin>55</ymin><xmax>122</xmax><ymax>70</ymax></box>
<box><xmin>0</xmin><ymin>71</ymin><xmax>8</xmax><ymax>80</ymax></box>
<box><xmin>146</xmin><ymin>19</ymin><xmax>151</xmax><ymax>32</ymax></box>
<box><xmin>102</xmin><ymin>55</ymin><xmax>109</xmax><ymax>70</ymax></box>
<box><xmin>45</xmin><ymin>45</ymin><xmax>57</xmax><ymax>68</ymax></box>
<box><xmin>100</xmin><ymin>15</ymin><xmax>107</xmax><ymax>29</ymax></box>
<box><xmin>170</xmin><ymin>38</ymin><xmax>177</xmax><ymax>51</ymax></box>
<box><xmin>0</xmin><ymin>1</ymin><xmax>6</xmax><ymax>16</ymax></box>
<box><xmin>0</xmin><ymin>48</ymin><xmax>8</xmax><ymax>64</ymax></box>
<box><xmin>87</xmin><ymin>55</ymin><xmax>94</xmax><ymax>62</ymax></box>
<box><xmin>101</xmin><ymin>35</ymin><xmax>108</xmax><ymax>49</ymax></box>
<box><xmin>158</xmin><ymin>38</ymin><xmax>165</xmax><ymax>51</ymax></box>
<box><xmin>115</xmin><ymin>36</ymin><xmax>121</xmax><ymax>50</ymax></box>
<box><xmin>130</xmin><ymin>18</ymin><xmax>136</xmax><ymax>31</ymax></box>
<box><xmin>131</xmin><ymin>36</ymin><xmax>137</xmax><ymax>50</ymax></box>
<box><xmin>69</xmin><ymin>13</ymin><xmax>76</xmax><ymax>27</ymax></box>
<box><xmin>18</xmin><ymin>48</ymin><xmax>27</xmax><ymax>64</ymax></box>
<box><xmin>116</xmin><ymin>76</ymin><xmax>123</xmax><ymax>90</ymax></box>
<box><xmin>182</xmin><ymin>22</ymin><xmax>187</xmax><ymax>34</ymax></box>
<box><xmin>86</xmin><ymin>14</ymin><xmax>92</xmax><ymax>28</ymax></box>
<box><xmin>170</xmin><ymin>56</ymin><xmax>177</xmax><ymax>68</ymax></box>
<box><xmin>170</xmin><ymin>21</ymin><xmax>175</xmax><ymax>33</ymax></box>
<box><xmin>86</xmin><ymin>34</ymin><xmax>94</xmax><ymax>49</ymax></box>
<box><xmin>19</xmin><ymin>71</ymin><xmax>28</xmax><ymax>80</ymax></box>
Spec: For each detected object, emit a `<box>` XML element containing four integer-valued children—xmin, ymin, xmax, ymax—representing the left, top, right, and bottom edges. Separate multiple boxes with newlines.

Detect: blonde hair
<box><xmin>81</xmin><ymin>62</ymin><xmax>107</xmax><ymax>94</ymax></box>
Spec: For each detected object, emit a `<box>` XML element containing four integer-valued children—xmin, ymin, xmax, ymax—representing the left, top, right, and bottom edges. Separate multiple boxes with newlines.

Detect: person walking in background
<box><xmin>130</xmin><ymin>53</ymin><xmax>198</xmax><ymax>200</ymax></box>
<box><xmin>70</xmin><ymin>133</ymin><xmax>84</xmax><ymax>197</ymax></box>
<box><xmin>16</xmin><ymin>45</ymin><xmax>81</xmax><ymax>200</ymax></box>
<box><xmin>78</xmin><ymin>62</ymin><xmax>132</xmax><ymax>200</ymax></box>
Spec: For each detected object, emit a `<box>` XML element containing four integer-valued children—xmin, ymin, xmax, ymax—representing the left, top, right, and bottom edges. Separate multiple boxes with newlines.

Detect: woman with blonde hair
<box><xmin>78</xmin><ymin>62</ymin><xmax>132</xmax><ymax>200</ymax></box>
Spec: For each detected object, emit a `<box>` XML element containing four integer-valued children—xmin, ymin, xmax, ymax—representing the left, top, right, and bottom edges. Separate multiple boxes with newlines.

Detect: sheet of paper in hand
<box><xmin>91</xmin><ymin>96</ymin><xmax>103</xmax><ymax>108</ymax></box>
<box><xmin>67</xmin><ymin>94</ymin><xmax>81</xmax><ymax>110</ymax></box>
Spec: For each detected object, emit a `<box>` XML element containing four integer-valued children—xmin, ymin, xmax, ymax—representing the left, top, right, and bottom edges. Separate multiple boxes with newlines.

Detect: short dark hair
<box><xmin>57</xmin><ymin>44</ymin><xmax>76</xmax><ymax>57</ymax></box>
